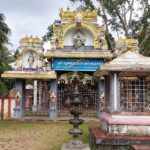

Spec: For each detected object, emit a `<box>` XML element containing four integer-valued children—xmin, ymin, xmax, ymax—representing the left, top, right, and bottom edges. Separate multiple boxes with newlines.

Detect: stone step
<box><xmin>132</xmin><ymin>145</ymin><xmax>150</xmax><ymax>150</ymax></box>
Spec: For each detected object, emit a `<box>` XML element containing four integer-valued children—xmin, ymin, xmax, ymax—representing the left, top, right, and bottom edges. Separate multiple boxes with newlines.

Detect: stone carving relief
<box><xmin>28</xmin><ymin>51</ymin><xmax>35</xmax><ymax>69</ymax></box>
<box><xmin>50</xmin><ymin>91</ymin><xmax>57</xmax><ymax>107</ymax></box>
<box><xmin>73</xmin><ymin>30</ymin><xmax>85</xmax><ymax>50</ymax></box>
<box><xmin>15</xmin><ymin>90</ymin><xmax>21</xmax><ymax>107</ymax></box>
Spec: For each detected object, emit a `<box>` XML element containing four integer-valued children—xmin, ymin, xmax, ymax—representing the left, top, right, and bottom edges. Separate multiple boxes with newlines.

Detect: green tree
<box><xmin>0</xmin><ymin>46</ymin><xmax>14</xmax><ymax>68</ymax></box>
<box><xmin>0</xmin><ymin>13</ymin><xmax>13</xmax><ymax>97</ymax></box>
<box><xmin>137</xmin><ymin>1</ymin><xmax>150</xmax><ymax>56</ymax></box>
<box><xmin>14</xmin><ymin>49</ymin><xmax>19</xmax><ymax>60</ymax></box>
<box><xmin>70</xmin><ymin>0</ymin><xmax>150</xmax><ymax>55</ymax></box>
<box><xmin>0</xmin><ymin>47</ymin><xmax>14</xmax><ymax>96</ymax></box>
<box><xmin>0</xmin><ymin>13</ymin><xmax>10</xmax><ymax>50</ymax></box>
<box><xmin>43</xmin><ymin>24</ymin><xmax>54</xmax><ymax>42</ymax></box>
<box><xmin>0</xmin><ymin>81</ymin><xmax>8</xmax><ymax>97</ymax></box>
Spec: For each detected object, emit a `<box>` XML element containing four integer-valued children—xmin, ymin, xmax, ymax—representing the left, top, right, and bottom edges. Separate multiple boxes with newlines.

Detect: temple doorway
<box><xmin>57</xmin><ymin>72</ymin><xmax>98</xmax><ymax>117</ymax></box>
<box><xmin>25</xmin><ymin>80</ymin><xmax>50</xmax><ymax>116</ymax></box>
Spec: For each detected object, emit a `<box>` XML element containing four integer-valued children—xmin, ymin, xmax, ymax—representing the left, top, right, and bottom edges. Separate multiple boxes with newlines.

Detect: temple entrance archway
<box><xmin>57</xmin><ymin>72</ymin><xmax>98</xmax><ymax>117</ymax></box>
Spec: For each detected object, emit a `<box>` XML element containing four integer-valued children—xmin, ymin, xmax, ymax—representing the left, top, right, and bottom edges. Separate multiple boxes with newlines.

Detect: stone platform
<box><xmin>89</xmin><ymin>126</ymin><xmax>150</xmax><ymax>149</ymax></box>
<box><xmin>100</xmin><ymin>113</ymin><xmax>150</xmax><ymax>135</ymax></box>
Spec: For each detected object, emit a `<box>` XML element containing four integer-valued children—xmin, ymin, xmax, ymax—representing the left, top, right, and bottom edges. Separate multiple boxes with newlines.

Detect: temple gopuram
<box><xmin>2</xmin><ymin>7</ymin><xmax>150</xmax><ymax>149</ymax></box>
<box><xmin>2</xmin><ymin>7</ymin><xmax>113</xmax><ymax>118</ymax></box>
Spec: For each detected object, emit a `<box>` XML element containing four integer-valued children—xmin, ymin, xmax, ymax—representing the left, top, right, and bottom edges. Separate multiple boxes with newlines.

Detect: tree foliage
<box><xmin>0</xmin><ymin>81</ymin><xmax>8</xmax><ymax>97</ymax></box>
<box><xmin>70</xmin><ymin>0</ymin><xmax>150</xmax><ymax>56</ymax></box>
<box><xmin>43</xmin><ymin>25</ymin><xmax>54</xmax><ymax>42</ymax></box>
<box><xmin>0</xmin><ymin>47</ymin><xmax>14</xmax><ymax>68</ymax></box>
<box><xmin>0</xmin><ymin>13</ymin><xmax>13</xmax><ymax>97</ymax></box>
<box><xmin>0</xmin><ymin>47</ymin><xmax>14</xmax><ymax>97</ymax></box>
<box><xmin>0</xmin><ymin>13</ymin><xmax>10</xmax><ymax>50</ymax></box>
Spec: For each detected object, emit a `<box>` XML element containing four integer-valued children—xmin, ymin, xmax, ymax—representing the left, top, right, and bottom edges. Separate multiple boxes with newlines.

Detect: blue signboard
<box><xmin>53</xmin><ymin>58</ymin><xmax>104</xmax><ymax>71</ymax></box>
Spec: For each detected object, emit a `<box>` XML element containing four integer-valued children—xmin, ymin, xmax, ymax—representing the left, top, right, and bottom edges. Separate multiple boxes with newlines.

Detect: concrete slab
<box><xmin>61</xmin><ymin>143</ymin><xmax>90</xmax><ymax>150</ymax></box>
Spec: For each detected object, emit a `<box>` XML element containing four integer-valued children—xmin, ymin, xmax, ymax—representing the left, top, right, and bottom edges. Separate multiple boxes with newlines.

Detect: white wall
<box><xmin>11</xmin><ymin>99</ymin><xmax>15</xmax><ymax>118</ymax></box>
<box><xmin>3</xmin><ymin>99</ymin><xmax>8</xmax><ymax>119</ymax></box>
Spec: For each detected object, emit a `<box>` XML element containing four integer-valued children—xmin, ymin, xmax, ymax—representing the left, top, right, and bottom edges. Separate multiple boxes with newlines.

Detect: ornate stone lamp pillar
<box><xmin>61</xmin><ymin>85</ymin><xmax>90</xmax><ymax>150</ymax></box>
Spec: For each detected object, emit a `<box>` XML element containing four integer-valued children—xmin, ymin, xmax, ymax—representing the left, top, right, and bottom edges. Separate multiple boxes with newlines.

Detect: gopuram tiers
<box><xmin>45</xmin><ymin>7</ymin><xmax>112</xmax><ymax>59</ymax></box>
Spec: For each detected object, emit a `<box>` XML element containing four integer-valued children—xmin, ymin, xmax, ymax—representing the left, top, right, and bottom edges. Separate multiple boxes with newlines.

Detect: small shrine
<box><xmin>2</xmin><ymin>36</ymin><xmax>56</xmax><ymax>116</ymax></box>
<box><xmin>90</xmin><ymin>39</ymin><xmax>150</xmax><ymax>149</ymax></box>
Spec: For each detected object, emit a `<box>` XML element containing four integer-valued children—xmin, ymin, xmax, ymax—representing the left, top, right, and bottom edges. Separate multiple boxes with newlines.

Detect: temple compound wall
<box><xmin>0</xmin><ymin>97</ymin><xmax>15</xmax><ymax>119</ymax></box>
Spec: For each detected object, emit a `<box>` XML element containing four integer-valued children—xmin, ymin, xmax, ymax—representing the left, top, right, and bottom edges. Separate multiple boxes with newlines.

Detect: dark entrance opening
<box><xmin>57</xmin><ymin>71</ymin><xmax>98</xmax><ymax>117</ymax></box>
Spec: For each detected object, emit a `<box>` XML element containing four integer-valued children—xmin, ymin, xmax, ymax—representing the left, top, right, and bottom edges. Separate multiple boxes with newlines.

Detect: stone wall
<box><xmin>0</xmin><ymin>97</ymin><xmax>15</xmax><ymax>119</ymax></box>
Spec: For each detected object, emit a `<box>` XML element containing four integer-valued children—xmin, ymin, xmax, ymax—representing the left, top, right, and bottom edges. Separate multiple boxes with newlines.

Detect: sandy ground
<box><xmin>0</xmin><ymin>121</ymin><xmax>98</xmax><ymax>150</ymax></box>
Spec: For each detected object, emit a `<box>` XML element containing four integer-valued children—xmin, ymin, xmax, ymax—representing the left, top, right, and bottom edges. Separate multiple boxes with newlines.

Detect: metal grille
<box><xmin>57</xmin><ymin>79</ymin><xmax>98</xmax><ymax>116</ymax></box>
<box><xmin>120</xmin><ymin>76</ymin><xmax>150</xmax><ymax>112</ymax></box>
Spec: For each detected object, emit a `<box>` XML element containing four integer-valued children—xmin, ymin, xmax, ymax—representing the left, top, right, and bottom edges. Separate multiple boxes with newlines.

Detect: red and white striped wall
<box><xmin>0</xmin><ymin>97</ymin><xmax>15</xmax><ymax>119</ymax></box>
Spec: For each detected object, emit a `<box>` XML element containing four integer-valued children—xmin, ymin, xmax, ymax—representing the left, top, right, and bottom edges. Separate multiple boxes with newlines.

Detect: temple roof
<box><xmin>45</xmin><ymin>50</ymin><xmax>113</xmax><ymax>59</ymax></box>
<box><xmin>95</xmin><ymin>51</ymin><xmax>150</xmax><ymax>76</ymax></box>
<box><xmin>20</xmin><ymin>36</ymin><xmax>43</xmax><ymax>44</ymax></box>
<box><xmin>1</xmin><ymin>71</ymin><xmax>57</xmax><ymax>79</ymax></box>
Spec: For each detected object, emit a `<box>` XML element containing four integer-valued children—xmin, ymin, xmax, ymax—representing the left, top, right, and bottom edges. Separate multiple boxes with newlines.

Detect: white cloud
<box><xmin>0</xmin><ymin>0</ymin><xmax>79</xmax><ymax>50</ymax></box>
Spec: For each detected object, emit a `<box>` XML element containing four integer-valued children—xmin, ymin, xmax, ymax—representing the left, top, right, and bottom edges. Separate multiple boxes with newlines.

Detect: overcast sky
<box><xmin>0</xmin><ymin>0</ymin><xmax>81</xmax><ymax>50</ymax></box>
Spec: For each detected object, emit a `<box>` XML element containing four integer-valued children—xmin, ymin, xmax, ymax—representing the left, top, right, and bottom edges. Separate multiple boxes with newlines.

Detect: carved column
<box><xmin>49</xmin><ymin>79</ymin><xmax>58</xmax><ymax>119</ymax></box>
<box><xmin>13</xmin><ymin>79</ymin><xmax>26</xmax><ymax>119</ymax></box>
<box><xmin>32</xmin><ymin>80</ymin><xmax>38</xmax><ymax>112</ymax></box>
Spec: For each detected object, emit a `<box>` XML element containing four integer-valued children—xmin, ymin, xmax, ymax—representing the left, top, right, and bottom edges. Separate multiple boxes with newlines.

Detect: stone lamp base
<box><xmin>61</xmin><ymin>140</ymin><xmax>90</xmax><ymax>150</ymax></box>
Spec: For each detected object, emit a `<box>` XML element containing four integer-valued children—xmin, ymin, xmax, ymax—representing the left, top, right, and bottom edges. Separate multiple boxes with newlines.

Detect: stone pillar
<box><xmin>32</xmin><ymin>80</ymin><xmax>38</xmax><ymax>112</ymax></box>
<box><xmin>97</xmin><ymin>77</ymin><xmax>105</xmax><ymax>117</ymax></box>
<box><xmin>110</xmin><ymin>73</ymin><xmax>120</xmax><ymax>112</ymax></box>
<box><xmin>49</xmin><ymin>79</ymin><xmax>57</xmax><ymax>119</ymax></box>
<box><xmin>104</xmin><ymin>75</ymin><xmax>110</xmax><ymax>110</ymax></box>
<box><xmin>38</xmin><ymin>81</ymin><xmax>42</xmax><ymax>110</ymax></box>
<box><xmin>13</xmin><ymin>79</ymin><xmax>26</xmax><ymax>119</ymax></box>
<box><xmin>42</xmin><ymin>81</ymin><xmax>46</xmax><ymax>104</ymax></box>
<box><xmin>45</xmin><ymin>81</ymin><xmax>48</xmax><ymax>102</ymax></box>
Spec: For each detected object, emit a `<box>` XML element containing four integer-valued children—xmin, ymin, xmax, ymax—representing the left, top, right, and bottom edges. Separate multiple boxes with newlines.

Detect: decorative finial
<box><xmin>60</xmin><ymin>7</ymin><xmax>63</xmax><ymax>12</ymax></box>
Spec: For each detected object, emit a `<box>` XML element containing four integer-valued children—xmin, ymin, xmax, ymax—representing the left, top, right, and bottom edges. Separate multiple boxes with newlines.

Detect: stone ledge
<box><xmin>101</xmin><ymin>113</ymin><xmax>150</xmax><ymax>126</ymax></box>
<box><xmin>89</xmin><ymin>126</ymin><xmax>150</xmax><ymax>145</ymax></box>
<box><xmin>132</xmin><ymin>145</ymin><xmax>150</xmax><ymax>150</ymax></box>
